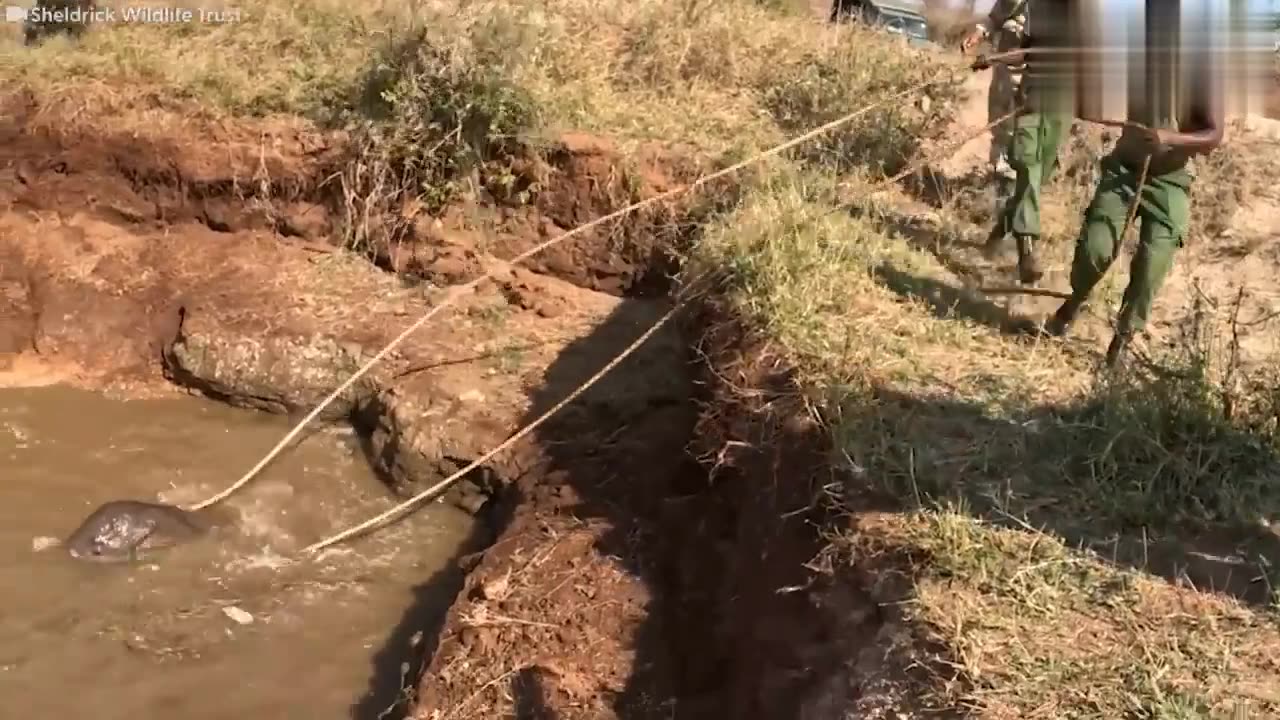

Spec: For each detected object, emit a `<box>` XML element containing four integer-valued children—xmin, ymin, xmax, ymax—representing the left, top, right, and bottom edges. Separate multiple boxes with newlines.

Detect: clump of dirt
<box><xmin>1</xmin><ymin>88</ymin><xmax>712</xmax><ymax>304</ymax></box>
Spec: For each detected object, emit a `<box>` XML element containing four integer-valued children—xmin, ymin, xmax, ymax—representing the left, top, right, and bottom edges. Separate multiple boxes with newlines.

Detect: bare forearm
<box><xmin>971</xmin><ymin>47</ymin><xmax>1029</xmax><ymax>71</ymax></box>
<box><xmin>994</xmin><ymin>48</ymin><xmax>1028</xmax><ymax>64</ymax></box>
<box><xmin>1160</xmin><ymin>125</ymin><xmax>1223</xmax><ymax>153</ymax></box>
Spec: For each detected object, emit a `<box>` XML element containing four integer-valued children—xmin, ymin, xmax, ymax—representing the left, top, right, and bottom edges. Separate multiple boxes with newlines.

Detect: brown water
<box><xmin>0</xmin><ymin>384</ymin><xmax>476</xmax><ymax>719</ymax></box>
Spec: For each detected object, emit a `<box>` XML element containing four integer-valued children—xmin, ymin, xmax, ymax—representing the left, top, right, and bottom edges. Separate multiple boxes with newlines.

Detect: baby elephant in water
<box><xmin>63</xmin><ymin>500</ymin><xmax>209</xmax><ymax>562</ymax></box>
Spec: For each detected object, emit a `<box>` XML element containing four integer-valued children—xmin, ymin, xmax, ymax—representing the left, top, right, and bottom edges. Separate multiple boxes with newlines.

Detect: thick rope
<box><xmin>300</xmin><ymin>297</ymin><xmax>687</xmax><ymax>554</ymax></box>
<box><xmin>184</xmin><ymin>71</ymin><xmax>955</xmax><ymax>514</ymax></box>
<box><xmin>881</xmin><ymin>108</ymin><xmax>1019</xmax><ymax>188</ymax></box>
<box><xmin>814</xmin><ymin>107</ymin><xmax>1018</xmax><ymax>223</ymax></box>
<box><xmin>299</xmin><ymin>41</ymin><xmax>1155</xmax><ymax>557</ymax></box>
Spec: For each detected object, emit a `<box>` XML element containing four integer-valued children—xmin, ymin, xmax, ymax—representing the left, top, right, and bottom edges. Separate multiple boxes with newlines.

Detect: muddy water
<box><xmin>0</xmin><ymin>385</ymin><xmax>476</xmax><ymax>719</ymax></box>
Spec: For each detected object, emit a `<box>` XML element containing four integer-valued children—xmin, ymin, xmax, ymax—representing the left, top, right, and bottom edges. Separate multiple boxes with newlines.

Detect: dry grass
<box><xmin>1</xmin><ymin>0</ymin><xmax>961</xmax><ymax>151</ymax></box>
<box><xmin>693</xmin><ymin>169</ymin><xmax>1088</xmax><ymax>409</ymax></box>
<box><xmin>855</xmin><ymin>510</ymin><xmax>1280</xmax><ymax>718</ymax></box>
<box><xmin>1</xmin><ymin>0</ymin><xmax>386</xmax><ymax>116</ymax></box>
<box><xmin>2</xmin><ymin>0</ymin><xmax>969</xmax><ymax>254</ymax></box>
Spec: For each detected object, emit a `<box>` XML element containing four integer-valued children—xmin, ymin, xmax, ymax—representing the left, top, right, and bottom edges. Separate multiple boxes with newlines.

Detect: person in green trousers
<box><xmin>990</xmin><ymin>98</ymin><xmax>1071</xmax><ymax>285</ymax></box>
<box><xmin>963</xmin><ymin>0</ymin><xmax>1075</xmax><ymax>286</ymax></box>
<box><xmin>961</xmin><ymin>0</ymin><xmax>1029</xmax><ymax>229</ymax></box>
<box><xmin>1039</xmin><ymin>51</ymin><xmax>1224</xmax><ymax>368</ymax></box>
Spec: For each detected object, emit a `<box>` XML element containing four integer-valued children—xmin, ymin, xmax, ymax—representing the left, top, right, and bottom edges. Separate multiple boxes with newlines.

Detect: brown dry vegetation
<box><xmin>6</xmin><ymin>0</ymin><xmax>1280</xmax><ymax>718</ymax></box>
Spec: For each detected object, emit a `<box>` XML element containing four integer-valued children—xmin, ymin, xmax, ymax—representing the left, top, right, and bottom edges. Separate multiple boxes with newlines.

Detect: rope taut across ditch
<box><xmin>188</xmin><ymin>52</ymin><xmax>1153</xmax><ymax>556</ymax></box>
<box><xmin>170</xmin><ymin>68</ymin><xmax>959</xmax><ymax>555</ymax></box>
<box><xmin>301</xmin><ymin>294</ymin><xmax>693</xmax><ymax>554</ymax></box>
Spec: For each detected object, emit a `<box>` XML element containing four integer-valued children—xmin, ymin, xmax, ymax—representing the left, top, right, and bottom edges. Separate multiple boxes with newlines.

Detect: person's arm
<box><xmin>971</xmin><ymin>48</ymin><xmax>1028</xmax><ymax>70</ymax></box>
<box><xmin>985</xmin><ymin>0</ymin><xmax>1023</xmax><ymax>33</ymax></box>
<box><xmin>1153</xmin><ymin>55</ymin><xmax>1225</xmax><ymax>154</ymax></box>
<box><xmin>961</xmin><ymin>0</ymin><xmax>1022</xmax><ymax>53</ymax></box>
<box><xmin>1156</xmin><ymin>118</ymin><xmax>1223</xmax><ymax>153</ymax></box>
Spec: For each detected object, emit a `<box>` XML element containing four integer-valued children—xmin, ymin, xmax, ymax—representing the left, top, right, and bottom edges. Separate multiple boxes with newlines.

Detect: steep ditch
<box><xmin>0</xmin><ymin>91</ymin><xmax>914</xmax><ymax>719</ymax></box>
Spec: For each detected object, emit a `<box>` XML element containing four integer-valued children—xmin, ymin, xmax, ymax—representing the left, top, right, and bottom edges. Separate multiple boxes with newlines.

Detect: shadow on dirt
<box><xmin>346</xmin><ymin>295</ymin><xmax>714</xmax><ymax>719</ymax></box>
<box><xmin>860</xmin><ymin>206</ymin><xmax>990</xmax><ymax>283</ymax></box>
<box><xmin>349</xmin><ymin>484</ymin><xmax>512</xmax><ymax>720</ymax></box>
<box><xmin>512</xmin><ymin>295</ymin><xmax>855</xmax><ymax>717</ymax></box>
<box><xmin>872</xmin><ymin>262</ymin><xmax>1030</xmax><ymax>334</ymax></box>
<box><xmin>347</xmin><ymin>393</ymin><xmax>517</xmax><ymax>720</ymax></box>
<box><xmin>511</xmin><ymin>666</ymin><xmax>559</xmax><ymax>720</ymax></box>
<box><xmin>844</xmin><ymin>203</ymin><xmax>1081</xmax><ymax>339</ymax></box>
<box><xmin>903</xmin><ymin>168</ymin><xmax>992</xmax><ymax>225</ymax></box>
<box><xmin>516</xmin><ymin>297</ymin><xmax>706</xmax><ymax>716</ymax></box>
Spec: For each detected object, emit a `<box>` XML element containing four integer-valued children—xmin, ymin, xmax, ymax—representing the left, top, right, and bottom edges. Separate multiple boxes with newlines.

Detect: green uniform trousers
<box><xmin>1067</xmin><ymin>155</ymin><xmax>1192</xmax><ymax>335</ymax></box>
<box><xmin>993</xmin><ymin>109</ymin><xmax>1071</xmax><ymax>240</ymax></box>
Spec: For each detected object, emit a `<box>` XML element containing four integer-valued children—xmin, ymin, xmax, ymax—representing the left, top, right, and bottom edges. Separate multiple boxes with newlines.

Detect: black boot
<box><xmin>1018</xmin><ymin>296</ymin><xmax>1082</xmax><ymax>339</ymax></box>
<box><xmin>1015</xmin><ymin>235</ymin><xmax>1044</xmax><ymax>286</ymax></box>
<box><xmin>982</xmin><ymin>177</ymin><xmax>1015</xmax><ymax>260</ymax></box>
<box><xmin>993</xmin><ymin>174</ymin><xmax>1015</xmax><ymax>214</ymax></box>
<box><xmin>982</xmin><ymin>223</ymin><xmax>1011</xmax><ymax>260</ymax></box>
<box><xmin>1105</xmin><ymin>331</ymin><xmax>1132</xmax><ymax>369</ymax></box>
<box><xmin>1044</xmin><ymin>297</ymin><xmax>1084</xmax><ymax>337</ymax></box>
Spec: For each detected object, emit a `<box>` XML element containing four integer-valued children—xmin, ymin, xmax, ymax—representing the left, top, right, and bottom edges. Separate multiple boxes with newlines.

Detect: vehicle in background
<box><xmin>830</xmin><ymin>0</ymin><xmax>936</xmax><ymax>49</ymax></box>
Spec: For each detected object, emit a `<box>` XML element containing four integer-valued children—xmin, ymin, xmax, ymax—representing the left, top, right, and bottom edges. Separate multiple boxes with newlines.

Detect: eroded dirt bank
<box><xmin>0</xmin><ymin>92</ymin><xmax>898</xmax><ymax>719</ymax></box>
<box><xmin>0</xmin><ymin>90</ymin><xmax>695</xmax><ymax>501</ymax></box>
